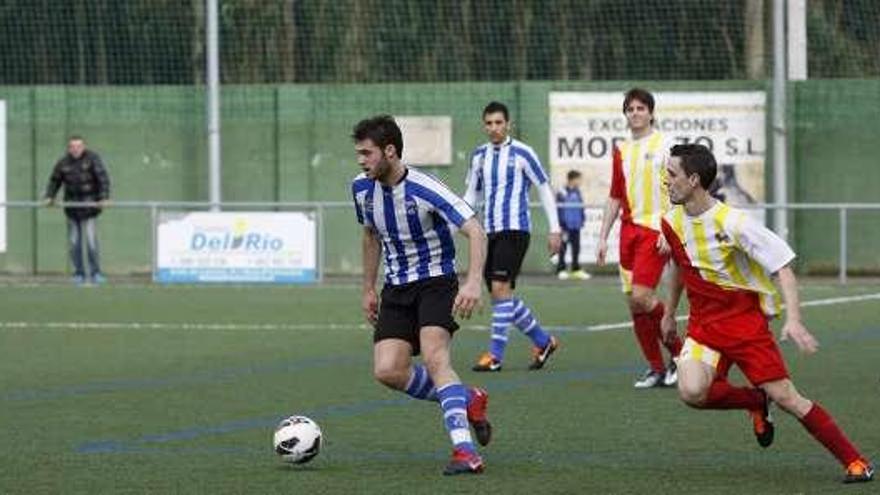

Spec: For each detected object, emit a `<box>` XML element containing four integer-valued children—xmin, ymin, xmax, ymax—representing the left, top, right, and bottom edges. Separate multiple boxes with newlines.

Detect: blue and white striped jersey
<box><xmin>463</xmin><ymin>136</ymin><xmax>551</xmax><ymax>234</ymax></box>
<box><xmin>352</xmin><ymin>167</ymin><xmax>475</xmax><ymax>286</ymax></box>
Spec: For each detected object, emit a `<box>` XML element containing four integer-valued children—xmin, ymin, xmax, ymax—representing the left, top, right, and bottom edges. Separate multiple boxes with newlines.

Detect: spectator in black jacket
<box><xmin>43</xmin><ymin>136</ymin><xmax>111</xmax><ymax>285</ymax></box>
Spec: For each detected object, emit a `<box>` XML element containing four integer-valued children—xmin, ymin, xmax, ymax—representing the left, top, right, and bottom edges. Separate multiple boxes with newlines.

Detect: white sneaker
<box><xmin>633</xmin><ymin>369</ymin><xmax>665</xmax><ymax>389</ymax></box>
<box><xmin>557</xmin><ymin>271</ymin><xmax>570</xmax><ymax>280</ymax></box>
<box><xmin>571</xmin><ymin>270</ymin><xmax>592</xmax><ymax>281</ymax></box>
<box><xmin>663</xmin><ymin>362</ymin><xmax>678</xmax><ymax>387</ymax></box>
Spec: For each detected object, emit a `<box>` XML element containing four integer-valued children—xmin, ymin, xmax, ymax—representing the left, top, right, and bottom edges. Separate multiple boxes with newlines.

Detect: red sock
<box><xmin>799</xmin><ymin>403</ymin><xmax>863</xmax><ymax>467</ymax></box>
<box><xmin>632</xmin><ymin>310</ymin><xmax>664</xmax><ymax>373</ymax></box>
<box><xmin>700</xmin><ymin>380</ymin><xmax>764</xmax><ymax>410</ymax></box>
<box><xmin>665</xmin><ymin>334</ymin><xmax>683</xmax><ymax>356</ymax></box>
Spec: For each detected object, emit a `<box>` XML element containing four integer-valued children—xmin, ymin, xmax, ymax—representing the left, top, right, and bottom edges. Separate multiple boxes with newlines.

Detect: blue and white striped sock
<box><xmin>512</xmin><ymin>298</ymin><xmax>551</xmax><ymax>349</ymax></box>
<box><xmin>403</xmin><ymin>364</ymin><xmax>437</xmax><ymax>402</ymax></box>
<box><xmin>436</xmin><ymin>382</ymin><xmax>476</xmax><ymax>454</ymax></box>
<box><xmin>489</xmin><ymin>299</ymin><xmax>514</xmax><ymax>361</ymax></box>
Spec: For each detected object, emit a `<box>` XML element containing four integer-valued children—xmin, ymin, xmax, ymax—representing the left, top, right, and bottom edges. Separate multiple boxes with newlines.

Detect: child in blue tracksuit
<box><xmin>556</xmin><ymin>170</ymin><xmax>589</xmax><ymax>280</ymax></box>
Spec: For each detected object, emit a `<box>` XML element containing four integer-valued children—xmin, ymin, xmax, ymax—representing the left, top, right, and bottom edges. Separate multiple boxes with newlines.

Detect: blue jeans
<box><xmin>67</xmin><ymin>217</ymin><xmax>102</xmax><ymax>277</ymax></box>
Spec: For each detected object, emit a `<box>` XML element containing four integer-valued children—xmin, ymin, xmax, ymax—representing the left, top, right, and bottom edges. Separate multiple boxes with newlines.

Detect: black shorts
<box><xmin>374</xmin><ymin>275</ymin><xmax>460</xmax><ymax>356</ymax></box>
<box><xmin>484</xmin><ymin>231</ymin><xmax>531</xmax><ymax>290</ymax></box>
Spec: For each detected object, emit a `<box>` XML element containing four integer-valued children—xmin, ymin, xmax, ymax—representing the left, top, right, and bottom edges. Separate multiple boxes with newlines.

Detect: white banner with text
<box><xmin>155</xmin><ymin>211</ymin><xmax>317</xmax><ymax>284</ymax></box>
<box><xmin>549</xmin><ymin>91</ymin><xmax>766</xmax><ymax>263</ymax></box>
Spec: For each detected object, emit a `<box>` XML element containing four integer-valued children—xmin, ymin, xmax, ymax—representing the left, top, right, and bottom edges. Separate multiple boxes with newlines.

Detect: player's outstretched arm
<box><xmin>661</xmin><ymin>262</ymin><xmax>684</xmax><ymax>344</ymax></box>
<box><xmin>453</xmin><ymin>217</ymin><xmax>486</xmax><ymax>319</ymax></box>
<box><xmin>775</xmin><ymin>265</ymin><xmax>819</xmax><ymax>354</ymax></box>
<box><xmin>361</xmin><ymin>227</ymin><xmax>382</xmax><ymax>326</ymax></box>
<box><xmin>596</xmin><ymin>198</ymin><xmax>621</xmax><ymax>265</ymax></box>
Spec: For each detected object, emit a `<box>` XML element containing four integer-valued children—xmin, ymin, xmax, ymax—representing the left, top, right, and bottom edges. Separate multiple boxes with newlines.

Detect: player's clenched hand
<box><xmin>362</xmin><ymin>289</ymin><xmax>379</xmax><ymax>327</ymax></box>
<box><xmin>656</xmin><ymin>234</ymin><xmax>670</xmax><ymax>255</ymax></box>
<box><xmin>780</xmin><ymin>319</ymin><xmax>818</xmax><ymax>354</ymax></box>
<box><xmin>596</xmin><ymin>239</ymin><xmax>608</xmax><ymax>266</ymax></box>
<box><xmin>453</xmin><ymin>280</ymin><xmax>481</xmax><ymax>319</ymax></box>
<box><xmin>660</xmin><ymin>311</ymin><xmax>678</xmax><ymax>344</ymax></box>
<box><xmin>548</xmin><ymin>232</ymin><xmax>562</xmax><ymax>255</ymax></box>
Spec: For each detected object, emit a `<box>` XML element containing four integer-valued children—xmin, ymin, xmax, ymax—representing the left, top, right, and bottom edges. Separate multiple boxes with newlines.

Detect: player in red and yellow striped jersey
<box><xmin>597</xmin><ymin>88</ymin><xmax>683</xmax><ymax>388</ymax></box>
<box><xmin>659</xmin><ymin>144</ymin><xmax>873</xmax><ymax>484</ymax></box>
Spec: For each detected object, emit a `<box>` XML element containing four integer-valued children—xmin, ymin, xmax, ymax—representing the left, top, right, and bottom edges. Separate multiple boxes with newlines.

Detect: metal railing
<box><xmin>2</xmin><ymin>200</ymin><xmax>879</xmax><ymax>284</ymax></box>
<box><xmin>740</xmin><ymin>202</ymin><xmax>880</xmax><ymax>284</ymax></box>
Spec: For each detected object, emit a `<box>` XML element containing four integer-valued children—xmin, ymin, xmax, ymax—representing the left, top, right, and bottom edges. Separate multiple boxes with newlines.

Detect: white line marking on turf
<box><xmin>798</xmin><ymin>292</ymin><xmax>880</xmax><ymax>307</ymax></box>
<box><xmin>1</xmin><ymin>292</ymin><xmax>878</xmax><ymax>333</ymax></box>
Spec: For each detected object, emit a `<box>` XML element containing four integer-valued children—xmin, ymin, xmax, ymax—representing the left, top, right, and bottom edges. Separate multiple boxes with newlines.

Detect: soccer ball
<box><xmin>273</xmin><ymin>415</ymin><xmax>322</xmax><ymax>464</ymax></box>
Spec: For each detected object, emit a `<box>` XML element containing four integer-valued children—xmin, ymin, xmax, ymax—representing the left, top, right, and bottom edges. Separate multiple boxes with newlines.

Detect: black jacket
<box><xmin>44</xmin><ymin>150</ymin><xmax>111</xmax><ymax>220</ymax></box>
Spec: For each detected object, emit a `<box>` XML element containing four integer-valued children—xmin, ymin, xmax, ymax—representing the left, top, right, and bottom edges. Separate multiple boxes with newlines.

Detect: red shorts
<box><xmin>684</xmin><ymin>311</ymin><xmax>789</xmax><ymax>386</ymax></box>
<box><xmin>618</xmin><ymin>222</ymin><xmax>667</xmax><ymax>293</ymax></box>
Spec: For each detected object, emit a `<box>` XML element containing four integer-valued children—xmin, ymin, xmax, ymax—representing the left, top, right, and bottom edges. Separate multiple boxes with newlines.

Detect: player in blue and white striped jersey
<box><xmin>351</xmin><ymin>115</ymin><xmax>491</xmax><ymax>476</ymax></box>
<box><xmin>464</xmin><ymin>101</ymin><xmax>562</xmax><ymax>372</ymax></box>
<box><xmin>352</xmin><ymin>165</ymin><xmax>471</xmax><ymax>286</ymax></box>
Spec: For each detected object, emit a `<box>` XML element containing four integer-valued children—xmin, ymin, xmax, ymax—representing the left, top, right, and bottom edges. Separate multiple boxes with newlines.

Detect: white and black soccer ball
<box><xmin>273</xmin><ymin>415</ymin><xmax>322</xmax><ymax>464</ymax></box>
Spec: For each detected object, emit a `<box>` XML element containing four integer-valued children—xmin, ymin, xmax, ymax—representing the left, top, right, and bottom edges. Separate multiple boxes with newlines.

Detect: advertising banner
<box><xmin>155</xmin><ymin>212</ymin><xmax>317</xmax><ymax>284</ymax></box>
<box><xmin>549</xmin><ymin>91</ymin><xmax>766</xmax><ymax>263</ymax></box>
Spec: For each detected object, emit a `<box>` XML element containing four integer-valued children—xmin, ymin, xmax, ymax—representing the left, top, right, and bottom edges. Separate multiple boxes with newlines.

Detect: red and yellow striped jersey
<box><xmin>610</xmin><ymin>130</ymin><xmax>672</xmax><ymax>231</ymax></box>
<box><xmin>661</xmin><ymin>202</ymin><xmax>795</xmax><ymax>323</ymax></box>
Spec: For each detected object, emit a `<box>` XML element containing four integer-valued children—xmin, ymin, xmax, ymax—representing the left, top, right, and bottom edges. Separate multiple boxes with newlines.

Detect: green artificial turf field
<box><xmin>0</xmin><ymin>277</ymin><xmax>877</xmax><ymax>494</ymax></box>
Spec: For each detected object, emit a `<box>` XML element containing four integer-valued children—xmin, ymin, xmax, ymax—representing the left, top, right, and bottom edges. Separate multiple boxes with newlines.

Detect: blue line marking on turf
<box><xmin>75</xmin><ymin>365</ymin><xmax>639</xmax><ymax>455</ymax></box>
<box><xmin>321</xmin><ymin>446</ymin><xmax>835</xmax><ymax>468</ymax></box>
<box><xmin>75</xmin><ymin>441</ymin><xmax>837</xmax><ymax>475</ymax></box>
<box><xmin>68</xmin><ymin>327</ymin><xmax>880</xmax><ymax>457</ymax></box>
<box><xmin>3</xmin><ymin>355</ymin><xmax>365</xmax><ymax>402</ymax></box>
<box><xmin>76</xmin><ymin>397</ymin><xmax>412</xmax><ymax>454</ymax></box>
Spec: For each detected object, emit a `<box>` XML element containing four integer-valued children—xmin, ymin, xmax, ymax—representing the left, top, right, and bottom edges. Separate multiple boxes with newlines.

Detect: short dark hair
<box><xmin>351</xmin><ymin>115</ymin><xmax>404</xmax><ymax>158</ymax></box>
<box><xmin>566</xmin><ymin>170</ymin><xmax>582</xmax><ymax>181</ymax></box>
<box><xmin>68</xmin><ymin>135</ymin><xmax>85</xmax><ymax>142</ymax></box>
<box><xmin>622</xmin><ymin>88</ymin><xmax>655</xmax><ymax>114</ymax></box>
<box><xmin>670</xmin><ymin>144</ymin><xmax>717</xmax><ymax>189</ymax></box>
<box><xmin>482</xmin><ymin>101</ymin><xmax>509</xmax><ymax>121</ymax></box>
